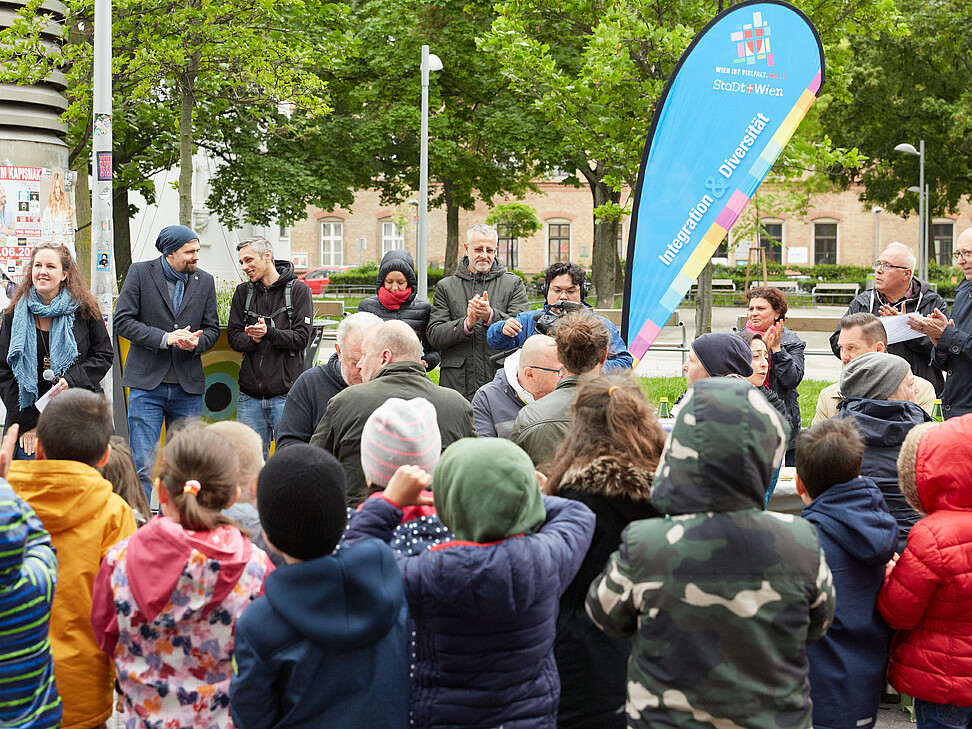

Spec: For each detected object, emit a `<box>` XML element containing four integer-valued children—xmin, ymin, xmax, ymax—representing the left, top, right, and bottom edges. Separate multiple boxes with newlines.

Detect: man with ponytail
<box><xmin>7</xmin><ymin>390</ymin><xmax>136</xmax><ymax>729</ymax></box>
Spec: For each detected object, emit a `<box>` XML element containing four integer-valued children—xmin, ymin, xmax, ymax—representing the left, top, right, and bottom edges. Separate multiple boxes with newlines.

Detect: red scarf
<box><xmin>378</xmin><ymin>286</ymin><xmax>412</xmax><ymax>310</ymax></box>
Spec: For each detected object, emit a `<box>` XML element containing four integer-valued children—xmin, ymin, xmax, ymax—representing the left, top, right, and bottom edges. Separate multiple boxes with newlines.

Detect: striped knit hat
<box><xmin>361</xmin><ymin>397</ymin><xmax>441</xmax><ymax>487</ymax></box>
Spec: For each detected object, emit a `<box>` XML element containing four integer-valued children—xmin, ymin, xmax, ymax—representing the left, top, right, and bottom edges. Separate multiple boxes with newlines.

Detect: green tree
<box><xmin>486</xmin><ymin>201</ymin><xmax>541</xmax><ymax>242</ymax></box>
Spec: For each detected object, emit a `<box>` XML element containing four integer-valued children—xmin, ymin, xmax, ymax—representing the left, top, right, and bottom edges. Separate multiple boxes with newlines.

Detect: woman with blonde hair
<box><xmin>546</xmin><ymin>374</ymin><xmax>667</xmax><ymax>729</ymax></box>
<box><xmin>40</xmin><ymin>173</ymin><xmax>75</xmax><ymax>255</ymax></box>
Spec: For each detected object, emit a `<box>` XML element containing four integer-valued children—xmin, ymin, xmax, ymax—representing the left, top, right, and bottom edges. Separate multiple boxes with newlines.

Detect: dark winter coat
<box><xmin>357</xmin><ymin>250</ymin><xmax>440</xmax><ymax>371</ymax></box>
<box><xmin>274</xmin><ymin>353</ymin><xmax>347</xmax><ymax>450</ymax></box>
<box><xmin>935</xmin><ymin>278</ymin><xmax>972</xmax><ymax>417</ymax></box>
<box><xmin>230</xmin><ymin>538</ymin><xmax>410</xmax><ymax>729</ymax></box>
<box><xmin>345</xmin><ymin>494</ymin><xmax>595</xmax><ymax>729</ymax></box>
<box><xmin>427</xmin><ymin>257</ymin><xmax>530</xmax><ymax>399</ymax></box>
<box><xmin>767</xmin><ymin>327</ymin><xmax>805</xmax><ymax>451</ymax></box>
<box><xmin>555</xmin><ymin>457</ymin><xmax>659</xmax><ymax>729</ymax></box>
<box><xmin>830</xmin><ymin>279</ymin><xmax>949</xmax><ymax>394</ymax></box>
<box><xmin>0</xmin><ymin>310</ymin><xmax>113</xmax><ymax>431</ymax></box>
<box><xmin>227</xmin><ymin>260</ymin><xmax>313</xmax><ymax>398</ymax></box>
<box><xmin>309</xmin><ymin>360</ymin><xmax>474</xmax><ymax>505</ymax></box>
<box><xmin>836</xmin><ymin>397</ymin><xmax>930</xmax><ymax>551</ymax></box>
<box><xmin>802</xmin><ymin>477</ymin><xmax>898</xmax><ymax>729</ymax></box>
<box><xmin>511</xmin><ymin>376</ymin><xmax>583</xmax><ymax>467</ymax></box>
<box><xmin>471</xmin><ymin>365</ymin><xmax>528</xmax><ymax>438</ymax></box>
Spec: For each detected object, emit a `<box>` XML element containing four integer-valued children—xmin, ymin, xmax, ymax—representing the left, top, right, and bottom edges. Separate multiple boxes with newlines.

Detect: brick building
<box><xmin>288</xmin><ymin>176</ymin><xmax>972</xmax><ymax>276</ymax></box>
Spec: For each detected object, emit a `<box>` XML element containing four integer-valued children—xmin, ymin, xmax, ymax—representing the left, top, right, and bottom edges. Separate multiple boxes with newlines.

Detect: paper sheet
<box><xmin>880</xmin><ymin>315</ymin><xmax>925</xmax><ymax>345</ymax></box>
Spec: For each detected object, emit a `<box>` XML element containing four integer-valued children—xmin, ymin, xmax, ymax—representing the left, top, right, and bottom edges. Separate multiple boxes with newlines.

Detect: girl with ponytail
<box><xmin>545</xmin><ymin>374</ymin><xmax>667</xmax><ymax>729</ymax></box>
<box><xmin>91</xmin><ymin>423</ymin><xmax>273</xmax><ymax>729</ymax></box>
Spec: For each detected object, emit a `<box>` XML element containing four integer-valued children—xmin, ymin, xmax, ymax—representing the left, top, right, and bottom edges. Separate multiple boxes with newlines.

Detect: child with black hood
<box><xmin>358</xmin><ymin>249</ymin><xmax>440</xmax><ymax>370</ymax></box>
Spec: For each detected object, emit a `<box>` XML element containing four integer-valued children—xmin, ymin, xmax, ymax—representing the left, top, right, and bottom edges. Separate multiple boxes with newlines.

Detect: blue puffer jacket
<box><xmin>836</xmin><ymin>397</ymin><xmax>930</xmax><ymax>552</ymax></box>
<box><xmin>802</xmin><ymin>477</ymin><xmax>898</xmax><ymax>729</ymax></box>
<box><xmin>485</xmin><ymin>305</ymin><xmax>633</xmax><ymax>372</ymax></box>
<box><xmin>346</xmin><ymin>495</ymin><xmax>595</xmax><ymax>729</ymax></box>
<box><xmin>229</xmin><ymin>538</ymin><xmax>410</xmax><ymax>729</ymax></box>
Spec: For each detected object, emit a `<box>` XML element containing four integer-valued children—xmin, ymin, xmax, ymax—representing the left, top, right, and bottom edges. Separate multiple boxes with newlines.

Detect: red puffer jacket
<box><xmin>877</xmin><ymin>415</ymin><xmax>972</xmax><ymax>705</ymax></box>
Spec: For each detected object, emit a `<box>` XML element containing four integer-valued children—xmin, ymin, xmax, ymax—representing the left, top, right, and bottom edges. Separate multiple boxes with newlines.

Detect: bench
<box><xmin>594</xmin><ymin>309</ymin><xmax>689</xmax><ymax>364</ymax></box>
<box><xmin>313</xmin><ymin>300</ymin><xmax>345</xmax><ymax>319</ymax></box>
<box><xmin>751</xmin><ymin>280</ymin><xmax>802</xmax><ymax>294</ymax></box>
<box><xmin>811</xmin><ymin>282</ymin><xmax>860</xmax><ymax>305</ymax></box>
<box><xmin>690</xmin><ymin>278</ymin><xmax>736</xmax><ymax>295</ymax></box>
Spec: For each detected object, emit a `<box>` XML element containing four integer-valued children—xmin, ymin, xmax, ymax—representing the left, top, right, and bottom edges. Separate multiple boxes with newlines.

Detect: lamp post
<box><xmin>872</xmin><ymin>205</ymin><xmax>881</xmax><ymax>262</ymax></box>
<box><xmin>895</xmin><ymin>140</ymin><xmax>926</xmax><ymax>280</ymax></box>
<box><xmin>418</xmin><ymin>46</ymin><xmax>443</xmax><ymax>302</ymax></box>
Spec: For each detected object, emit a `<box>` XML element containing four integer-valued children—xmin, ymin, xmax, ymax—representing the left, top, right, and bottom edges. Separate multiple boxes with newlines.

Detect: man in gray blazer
<box><xmin>114</xmin><ymin>225</ymin><xmax>220</xmax><ymax>499</ymax></box>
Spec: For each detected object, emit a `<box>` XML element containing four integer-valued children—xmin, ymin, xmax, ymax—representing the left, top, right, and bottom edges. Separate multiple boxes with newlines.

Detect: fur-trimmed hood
<box><xmin>557</xmin><ymin>455</ymin><xmax>654</xmax><ymax>502</ymax></box>
<box><xmin>898</xmin><ymin>416</ymin><xmax>972</xmax><ymax>516</ymax></box>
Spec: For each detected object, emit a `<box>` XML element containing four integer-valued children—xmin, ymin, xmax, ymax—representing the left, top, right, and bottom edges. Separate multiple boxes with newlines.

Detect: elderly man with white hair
<box><xmin>310</xmin><ymin>320</ymin><xmax>475</xmax><ymax>505</ymax></box>
<box><xmin>274</xmin><ymin>311</ymin><xmax>382</xmax><ymax>450</ymax></box>
<box><xmin>829</xmin><ymin>242</ymin><xmax>949</xmax><ymax>394</ymax></box>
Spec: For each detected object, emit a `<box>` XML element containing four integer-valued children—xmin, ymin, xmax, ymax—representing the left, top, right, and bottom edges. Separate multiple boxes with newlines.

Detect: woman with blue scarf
<box><xmin>0</xmin><ymin>244</ymin><xmax>113</xmax><ymax>458</ymax></box>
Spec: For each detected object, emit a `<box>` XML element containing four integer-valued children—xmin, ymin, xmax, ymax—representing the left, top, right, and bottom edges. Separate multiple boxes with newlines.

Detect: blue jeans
<box><xmin>915</xmin><ymin>700</ymin><xmax>972</xmax><ymax>729</ymax></box>
<box><xmin>236</xmin><ymin>393</ymin><xmax>287</xmax><ymax>462</ymax></box>
<box><xmin>128</xmin><ymin>383</ymin><xmax>202</xmax><ymax>502</ymax></box>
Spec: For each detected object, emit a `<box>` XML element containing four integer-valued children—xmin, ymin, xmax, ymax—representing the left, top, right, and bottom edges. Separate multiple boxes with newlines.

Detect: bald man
<box><xmin>471</xmin><ymin>334</ymin><xmax>563</xmax><ymax>438</ymax></box>
<box><xmin>309</xmin><ymin>320</ymin><xmax>475</xmax><ymax>505</ymax></box>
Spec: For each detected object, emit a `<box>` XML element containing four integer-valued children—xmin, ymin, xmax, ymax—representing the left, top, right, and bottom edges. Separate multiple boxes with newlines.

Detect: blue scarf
<box><xmin>7</xmin><ymin>287</ymin><xmax>79</xmax><ymax>409</ymax></box>
<box><xmin>161</xmin><ymin>256</ymin><xmax>188</xmax><ymax>314</ymax></box>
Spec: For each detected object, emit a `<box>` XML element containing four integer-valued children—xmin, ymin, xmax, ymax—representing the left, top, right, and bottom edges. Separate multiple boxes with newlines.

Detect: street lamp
<box><xmin>418</xmin><ymin>46</ymin><xmax>443</xmax><ymax>301</ymax></box>
<box><xmin>872</xmin><ymin>206</ymin><xmax>881</xmax><ymax>261</ymax></box>
<box><xmin>895</xmin><ymin>140</ymin><xmax>926</xmax><ymax>280</ymax></box>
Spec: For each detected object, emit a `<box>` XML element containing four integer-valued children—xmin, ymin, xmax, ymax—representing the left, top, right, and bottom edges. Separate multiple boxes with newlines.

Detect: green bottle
<box><xmin>932</xmin><ymin>399</ymin><xmax>944</xmax><ymax>422</ymax></box>
<box><xmin>658</xmin><ymin>396</ymin><xmax>672</xmax><ymax>419</ymax></box>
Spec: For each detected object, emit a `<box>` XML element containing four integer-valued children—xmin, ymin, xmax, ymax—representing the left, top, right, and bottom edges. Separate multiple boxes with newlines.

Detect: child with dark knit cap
<box><xmin>230</xmin><ymin>443</ymin><xmax>409</xmax><ymax>729</ymax></box>
<box><xmin>346</xmin><ymin>437</ymin><xmax>596</xmax><ymax>729</ymax></box>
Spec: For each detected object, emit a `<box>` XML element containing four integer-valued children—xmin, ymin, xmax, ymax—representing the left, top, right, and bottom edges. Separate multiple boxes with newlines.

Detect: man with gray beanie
<box><xmin>114</xmin><ymin>225</ymin><xmax>219</xmax><ymax>500</ymax></box>
<box><xmin>231</xmin><ymin>443</ymin><xmax>410</xmax><ymax>728</ymax></box>
<box><xmin>835</xmin><ymin>352</ymin><xmax>931</xmax><ymax>550</ymax></box>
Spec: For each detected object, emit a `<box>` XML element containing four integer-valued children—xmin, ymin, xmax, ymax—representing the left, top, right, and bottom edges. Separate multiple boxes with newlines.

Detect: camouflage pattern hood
<box><xmin>586</xmin><ymin>378</ymin><xmax>834</xmax><ymax>729</ymax></box>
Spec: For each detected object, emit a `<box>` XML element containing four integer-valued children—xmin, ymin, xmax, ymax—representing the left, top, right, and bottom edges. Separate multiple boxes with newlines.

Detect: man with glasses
<box><xmin>471</xmin><ymin>334</ymin><xmax>562</xmax><ymax>438</ymax></box>
<box><xmin>428</xmin><ymin>223</ymin><xmax>530</xmax><ymax>399</ymax></box>
<box><xmin>909</xmin><ymin>227</ymin><xmax>972</xmax><ymax>417</ymax></box>
<box><xmin>829</xmin><ymin>242</ymin><xmax>948</xmax><ymax>394</ymax></box>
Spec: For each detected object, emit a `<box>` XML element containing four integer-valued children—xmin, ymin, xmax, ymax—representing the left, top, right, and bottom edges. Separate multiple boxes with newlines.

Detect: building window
<box><xmin>320</xmin><ymin>221</ymin><xmax>343</xmax><ymax>267</ymax></box>
<box><xmin>279</xmin><ymin>224</ymin><xmax>290</xmax><ymax>241</ymax></box>
<box><xmin>497</xmin><ymin>225</ymin><xmax>518</xmax><ymax>269</ymax></box>
<box><xmin>813</xmin><ymin>221</ymin><xmax>838</xmax><ymax>265</ymax></box>
<box><xmin>291</xmin><ymin>252</ymin><xmax>308</xmax><ymax>269</ymax></box>
<box><xmin>759</xmin><ymin>220</ymin><xmax>783</xmax><ymax>264</ymax></box>
<box><xmin>548</xmin><ymin>222</ymin><xmax>570</xmax><ymax>263</ymax></box>
<box><xmin>715</xmin><ymin>232</ymin><xmax>729</xmax><ymax>258</ymax></box>
<box><xmin>381</xmin><ymin>221</ymin><xmax>404</xmax><ymax>256</ymax></box>
<box><xmin>932</xmin><ymin>221</ymin><xmax>954</xmax><ymax>266</ymax></box>
<box><xmin>617</xmin><ymin>224</ymin><xmax>625</xmax><ymax>259</ymax></box>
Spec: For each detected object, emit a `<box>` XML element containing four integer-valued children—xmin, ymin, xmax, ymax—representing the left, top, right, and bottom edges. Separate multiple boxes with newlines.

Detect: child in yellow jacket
<box><xmin>7</xmin><ymin>390</ymin><xmax>136</xmax><ymax>729</ymax></box>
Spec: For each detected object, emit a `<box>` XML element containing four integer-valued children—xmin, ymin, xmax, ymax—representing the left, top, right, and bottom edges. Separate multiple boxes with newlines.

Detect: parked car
<box><xmin>298</xmin><ymin>266</ymin><xmax>350</xmax><ymax>295</ymax></box>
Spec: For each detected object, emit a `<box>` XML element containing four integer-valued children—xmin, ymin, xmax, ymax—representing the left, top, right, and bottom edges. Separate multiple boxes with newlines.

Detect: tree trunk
<box><xmin>695</xmin><ymin>259</ymin><xmax>714</xmax><ymax>337</ymax></box>
<box><xmin>113</xmin><ymin>186</ymin><xmax>132</xmax><ymax>285</ymax></box>
<box><xmin>443</xmin><ymin>178</ymin><xmax>460</xmax><ymax>271</ymax></box>
<box><xmin>178</xmin><ymin>83</ymin><xmax>194</xmax><ymax>227</ymax></box>
<box><xmin>74</xmin><ymin>165</ymin><xmax>91</xmax><ymax>286</ymax></box>
<box><xmin>590</xmin><ymin>175</ymin><xmax>621</xmax><ymax>308</ymax></box>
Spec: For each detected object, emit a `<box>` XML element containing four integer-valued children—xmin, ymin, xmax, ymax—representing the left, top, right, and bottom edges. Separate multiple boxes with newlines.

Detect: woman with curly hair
<box><xmin>0</xmin><ymin>244</ymin><xmax>113</xmax><ymax>458</ymax></box>
<box><xmin>545</xmin><ymin>374</ymin><xmax>667</xmax><ymax>729</ymax></box>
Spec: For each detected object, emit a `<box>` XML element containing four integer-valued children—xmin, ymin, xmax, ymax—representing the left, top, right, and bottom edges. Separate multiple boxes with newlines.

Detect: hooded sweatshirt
<box><xmin>7</xmin><ymin>460</ymin><xmax>136</xmax><ymax>729</ymax></box>
<box><xmin>90</xmin><ymin>516</ymin><xmax>272</xmax><ymax>729</ymax></box>
<box><xmin>230</xmin><ymin>538</ymin><xmax>409</xmax><ymax>729</ymax></box>
<box><xmin>878</xmin><ymin>415</ymin><xmax>972</xmax><ymax>705</ymax></box>
<box><xmin>586</xmin><ymin>378</ymin><xmax>834</xmax><ymax>729</ymax></box>
<box><xmin>345</xmin><ymin>438</ymin><xmax>596</xmax><ymax>729</ymax></box>
<box><xmin>802</xmin><ymin>477</ymin><xmax>898</xmax><ymax>729</ymax></box>
<box><xmin>227</xmin><ymin>259</ymin><xmax>314</xmax><ymax>398</ymax></box>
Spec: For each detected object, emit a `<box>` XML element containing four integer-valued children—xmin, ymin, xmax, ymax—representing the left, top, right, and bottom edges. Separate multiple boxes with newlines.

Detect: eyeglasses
<box><xmin>953</xmin><ymin>250</ymin><xmax>972</xmax><ymax>261</ymax></box>
<box><xmin>872</xmin><ymin>261</ymin><xmax>910</xmax><ymax>272</ymax></box>
<box><xmin>526</xmin><ymin>365</ymin><xmax>562</xmax><ymax>374</ymax></box>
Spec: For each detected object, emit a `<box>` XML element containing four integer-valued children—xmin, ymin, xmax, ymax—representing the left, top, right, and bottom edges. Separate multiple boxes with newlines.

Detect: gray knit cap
<box><xmin>360</xmin><ymin>397</ymin><xmax>441</xmax><ymax>487</ymax></box>
<box><xmin>840</xmin><ymin>352</ymin><xmax>911</xmax><ymax>400</ymax></box>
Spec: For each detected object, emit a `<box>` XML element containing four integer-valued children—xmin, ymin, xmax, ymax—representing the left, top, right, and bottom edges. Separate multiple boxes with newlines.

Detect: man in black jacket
<box><xmin>227</xmin><ymin>237</ymin><xmax>313</xmax><ymax>459</ymax></box>
<box><xmin>830</xmin><ymin>242</ymin><xmax>948</xmax><ymax>394</ymax></box>
<box><xmin>274</xmin><ymin>311</ymin><xmax>382</xmax><ymax>450</ymax></box>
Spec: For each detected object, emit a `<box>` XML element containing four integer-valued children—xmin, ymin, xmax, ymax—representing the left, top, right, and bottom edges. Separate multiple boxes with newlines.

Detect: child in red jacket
<box><xmin>878</xmin><ymin>414</ymin><xmax>972</xmax><ymax>729</ymax></box>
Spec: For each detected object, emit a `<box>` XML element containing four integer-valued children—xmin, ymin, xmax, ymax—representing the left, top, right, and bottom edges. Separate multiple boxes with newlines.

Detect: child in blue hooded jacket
<box><xmin>796</xmin><ymin>418</ymin><xmax>899</xmax><ymax>729</ymax></box>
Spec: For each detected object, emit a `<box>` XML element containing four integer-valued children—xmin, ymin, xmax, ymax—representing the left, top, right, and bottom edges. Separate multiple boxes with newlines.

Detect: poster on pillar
<box><xmin>621</xmin><ymin>0</ymin><xmax>824</xmax><ymax>361</ymax></box>
<box><xmin>0</xmin><ymin>167</ymin><xmax>78</xmax><ymax>281</ymax></box>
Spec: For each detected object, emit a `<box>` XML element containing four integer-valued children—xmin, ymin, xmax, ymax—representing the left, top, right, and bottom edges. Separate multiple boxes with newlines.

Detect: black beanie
<box><xmin>692</xmin><ymin>332</ymin><xmax>754</xmax><ymax>378</ymax></box>
<box><xmin>258</xmin><ymin>444</ymin><xmax>348</xmax><ymax>561</ymax></box>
